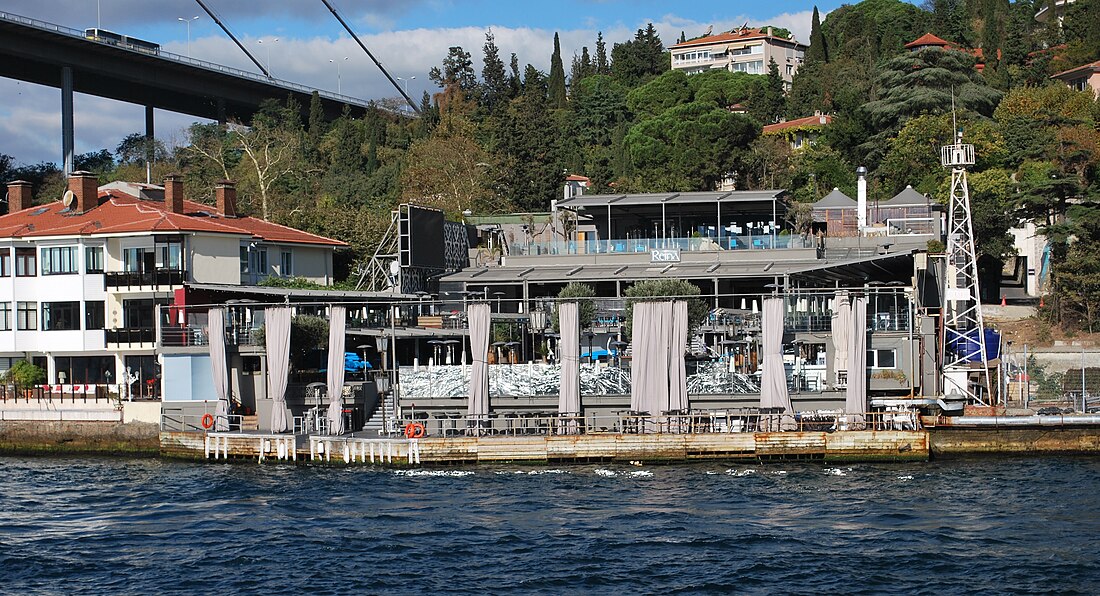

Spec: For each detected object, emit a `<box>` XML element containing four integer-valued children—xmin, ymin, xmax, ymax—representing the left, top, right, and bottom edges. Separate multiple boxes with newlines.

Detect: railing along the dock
<box><xmin>393</xmin><ymin>410</ymin><xmax>920</xmax><ymax>438</ymax></box>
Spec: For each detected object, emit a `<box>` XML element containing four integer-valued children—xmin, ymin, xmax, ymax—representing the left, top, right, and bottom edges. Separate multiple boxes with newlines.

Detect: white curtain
<box><xmin>831</xmin><ymin>291</ymin><xmax>850</xmax><ymax>389</ymax></box>
<box><xmin>760</xmin><ymin>297</ymin><xmax>794</xmax><ymax>428</ymax></box>
<box><xmin>630</xmin><ymin>301</ymin><xmax>671</xmax><ymax>416</ymax></box>
<box><xmin>668</xmin><ymin>301</ymin><xmax>689</xmax><ymax>412</ymax></box>
<box><xmin>467</xmin><ymin>303</ymin><xmax>491</xmax><ymax>418</ymax></box>
<box><xmin>326</xmin><ymin>306</ymin><xmax>347</xmax><ymax>435</ymax></box>
<box><xmin>846</xmin><ymin>295</ymin><xmax>868</xmax><ymax>416</ymax></box>
<box><xmin>266</xmin><ymin>306</ymin><xmax>292</xmax><ymax>433</ymax></box>
<box><xmin>208</xmin><ymin>308</ymin><xmax>230</xmax><ymax>431</ymax></box>
<box><xmin>558</xmin><ymin>302</ymin><xmax>581</xmax><ymax>415</ymax></box>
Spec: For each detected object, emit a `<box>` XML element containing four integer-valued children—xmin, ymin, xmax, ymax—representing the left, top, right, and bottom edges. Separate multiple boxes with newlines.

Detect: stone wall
<box><xmin>0</xmin><ymin>420</ymin><xmax>159</xmax><ymax>455</ymax></box>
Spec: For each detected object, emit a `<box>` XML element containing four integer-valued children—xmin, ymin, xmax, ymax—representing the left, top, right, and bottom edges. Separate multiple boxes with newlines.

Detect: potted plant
<box><xmin>3</xmin><ymin>360</ymin><xmax>46</xmax><ymax>399</ymax></box>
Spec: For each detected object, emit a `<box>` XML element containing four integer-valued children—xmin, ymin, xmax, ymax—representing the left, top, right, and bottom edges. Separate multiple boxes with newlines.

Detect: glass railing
<box><xmin>511</xmin><ymin>234</ymin><xmax>811</xmax><ymax>256</ymax></box>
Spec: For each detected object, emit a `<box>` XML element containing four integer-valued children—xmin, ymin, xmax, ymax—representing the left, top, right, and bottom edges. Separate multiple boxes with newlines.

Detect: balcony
<box><xmin>106</xmin><ymin>327</ymin><xmax>155</xmax><ymax>345</ymax></box>
<box><xmin>106</xmin><ymin>269</ymin><xmax>188</xmax><ymax>289</ymax></box>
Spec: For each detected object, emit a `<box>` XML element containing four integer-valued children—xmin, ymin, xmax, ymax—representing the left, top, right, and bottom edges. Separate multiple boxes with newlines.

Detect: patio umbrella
<box><xmin>831</xmin><ymin>291</ymin><xmax>850</xmax><ymax>389</ymax></box>
<box><xmin>759</xmin><ymin>297</ymin><xmax>794</xmax><ymax>429</ymax></box>
<box><xmin>846</xmin><ymin>295</ymin><xmax>868</xmax><ymax>419</ymax></box>
<box><xmin>208</xmin><ymin>307</ymin><xmax>230</xmax><ymax>432</ymax></box>
<box><xmin>266</xmin><ymin>306</ymin><xmax>292</xmax><ymax>433</ymax></box>
<box><xmin>326</xmin><ymin>306</ymin><xmax>347</xmax><ymax>435</ymax></box>
<box><xmin>467</xmin><ymin>303</ymin><xmax>491</xmax><ymax>418</ymax></box>
<box><xmin>668</xmin><ymin>301</ymin><xmax>689</xmax><ymax>412</ymax></box>
<box><xmin>558</xmin><ymin>302</ymin><xmax>581</xmax><ymax>416</ymax></box>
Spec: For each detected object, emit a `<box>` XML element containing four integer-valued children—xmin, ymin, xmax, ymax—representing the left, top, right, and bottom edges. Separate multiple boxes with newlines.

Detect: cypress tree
<box><xmin>481</xmin><ymin>29</ymin><xmax>509</xmax><ymax>110</ymax></box>
<box><xmin>548</xmin><ymin>32</ymin><xmax>568</xmax><ymax>108</ymax></box>
<box><xmin>509</xmin><ymin>53</ymin><xmax>522</xmax><ymax>97</ymax></box>
<box><xmin>595</xmin><ymin>32</ymin><xmax>610</xmax><ymax>75</ymax></box>
<box><xmin>806</xmin><ymin>6</ymin><xmax>828</xmax><ymax>64</ymax></box>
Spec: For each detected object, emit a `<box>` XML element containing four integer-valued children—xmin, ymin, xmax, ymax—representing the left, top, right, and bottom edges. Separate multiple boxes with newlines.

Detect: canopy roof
<box><xmin>879</xmin><ymin>185</ymin><xmax>932</xmax><ymax>208</ymax></box>
<box><xmin>813</xmin><ymin>188</ymin><xmax>856</xmax><ymax>210</ymax></box>
<box><xmin>558</xmin><ymin>190</ymin><xmax>786</xmax><ymax>210</ymax></box>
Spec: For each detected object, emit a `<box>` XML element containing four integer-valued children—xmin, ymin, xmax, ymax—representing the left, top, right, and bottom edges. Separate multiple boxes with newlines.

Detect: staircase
<box><xmin>361</xmin><ymin>392</ymin><xmax>397</xmax><ymax>436</ymax></box>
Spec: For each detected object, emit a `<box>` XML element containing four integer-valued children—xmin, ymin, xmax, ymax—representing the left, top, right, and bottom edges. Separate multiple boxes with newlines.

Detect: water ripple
<box><xmin>2</xmin><ymin>456</ymin><xmax>1100</xmax><ymax>594</ymax></box>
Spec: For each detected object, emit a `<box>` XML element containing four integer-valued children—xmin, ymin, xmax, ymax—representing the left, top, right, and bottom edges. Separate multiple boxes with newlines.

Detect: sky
<box><xmin>0</xmin><ymin>0</ymin><xmax>846</xmax><ymax>166</ymax></box>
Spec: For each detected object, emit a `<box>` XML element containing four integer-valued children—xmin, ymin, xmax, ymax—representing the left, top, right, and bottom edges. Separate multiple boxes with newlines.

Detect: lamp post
<box><xmin>329</xmin><ymin>56</ymin><xmax>349</xmax><ymax>94</ymax></box>
<box><xmin>257</xmin><ymin>37</ymin><xmax>278</xmax><ymax>76</ymax></box>
<box><xmin>356</xmin><ymin>344</ymin><xmax>370</xmax><ymax>382</ymax></box>
<box><xmin>376</xmin><ymin>334</ymin><xmax>390</xmax><ymax>433</ymax></box>
<box><xmin>177</xmin><ymin>16</ymin><xmax>199</xmax><ymax>57</ymax></box>
<box><xmin>529</xmin><ymin>305</ymin><xmax>547</xmax><ymax>363</ymax></box>
<box><xmin>397</xmin><ymin>76</ymin><xmax>416</xmax><ymax>113</ymax></box>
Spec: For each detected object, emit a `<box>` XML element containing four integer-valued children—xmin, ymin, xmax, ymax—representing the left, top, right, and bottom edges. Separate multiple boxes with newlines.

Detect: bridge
<box><xmin>0</xmin><ymin>11</ymin><xmax>379</xmax><ymax>173</ymax></box>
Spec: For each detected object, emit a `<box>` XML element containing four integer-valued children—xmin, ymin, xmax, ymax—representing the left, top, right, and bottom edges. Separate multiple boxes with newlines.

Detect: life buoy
<box><xmin>404</xmin><ymin>422</ymin><xmax>426</xmax><ymax>439</ymax></box>
<box><xmin>201</xmin><ymin>413</ymin><xmax>215</xmax><ymax>430</ymax></box>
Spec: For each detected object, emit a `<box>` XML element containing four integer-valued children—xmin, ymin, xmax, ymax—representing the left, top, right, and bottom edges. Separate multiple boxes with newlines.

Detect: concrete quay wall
<box><xmin>930</xmin><ymin>426</ymin><xmax>1100</xmax><ymax>456</ymax></box>
<box><xmin>160</xmin><ymin>430</ymin><xmax>929</xmax><ymax>464</ymax></box>
<box><xmin>0</xmin><ymin>420</ymin><xmax>160</xmax><ymax>455</ymax></box>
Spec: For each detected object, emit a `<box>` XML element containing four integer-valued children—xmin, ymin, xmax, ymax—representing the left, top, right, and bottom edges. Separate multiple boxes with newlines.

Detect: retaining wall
<box><xmin>0</xmin><ymin>420</ymin><xmax>160</xmax><ymax>455</ymax></box>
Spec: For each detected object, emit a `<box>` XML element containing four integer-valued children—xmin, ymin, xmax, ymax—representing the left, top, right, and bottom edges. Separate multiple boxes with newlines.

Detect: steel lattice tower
<box><xmin>940</xmin><ymin>133</ymin><xmax>993</xmax><ymax>405</ymax></box>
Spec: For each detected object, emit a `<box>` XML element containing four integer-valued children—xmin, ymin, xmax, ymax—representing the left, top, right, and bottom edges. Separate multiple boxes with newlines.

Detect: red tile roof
<box><xmin>904</xmin><ymin>33</ymin><xmax>952</xmax><ymax>49</ymax></box>
<box><xmin>671</xmin><ymin>28</ymin><xmax>803</xmax><ymax>49</ymax></box>
<box><xmin>0</xmin><ymin>188</ymin><xmax>346</xmax><ymax>246</ymax></box>
<box><xmin>1052</xmin><ymin>59</ymin><xmax>1100</xmax><ymax>80</ymax></box>
<box><xmin>762</xmin><ymin>114</ymin><xmax>833</xmax><ymax>134</ymax></box>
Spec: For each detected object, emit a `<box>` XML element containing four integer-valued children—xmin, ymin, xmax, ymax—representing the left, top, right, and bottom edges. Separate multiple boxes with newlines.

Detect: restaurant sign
<box><xmin>650</xmin><ymin>248</ymin><xmax>681</xmax><ymax>263</ymax></box>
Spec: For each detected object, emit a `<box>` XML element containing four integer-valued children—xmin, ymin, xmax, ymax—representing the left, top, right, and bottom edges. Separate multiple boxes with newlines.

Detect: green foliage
<box><xmin>624</xmin><ymin>102</ymin><xmax>758</xmax><ymax>191</ymax></box>
<box><xmin>548</xmin><ymin>33</ymin><xmax>568</xmax><ymax>109</ymax></box>
<box><xmin>3</xmin><ymin>360</ymin><xmax>45</xmax><ymax>391</ymax></box>
<box><xmin>820</xmin><ymin>0</ymin><xmax>931</xmax><ymax>64</ymax></box>
<box><xmin>259</xmin><ymin>276</ymin><xmax>327</xmax><ymax>289</ymax></box>
<box><xmin>290</xmin><ymin>315</ymin><xmax>330</xmax><ymax>366</ymax></box>
<box><xmin>552</xmin><ymin>282</ymin><xmax>598</xmax><ymax>331</ymax></box>
<box><xmin>806</xmin><ymin>6</ymin><xmax>828</xmax><ymax>64</ymax></box>
<box><xmin>611</xmin><ymin>24</ymin><xmax>667</xmax><ymax>87</ymax></box>
<box><xmin>622</xmin><ymin>279</ymin><xmax>709</xmax><ymax>339</ymax></box>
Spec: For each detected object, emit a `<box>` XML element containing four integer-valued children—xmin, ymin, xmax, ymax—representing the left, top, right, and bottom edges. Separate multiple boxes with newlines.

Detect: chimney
<box><xmin>856</xmin><ymin>166</ymin><xmax>868</xmax><ymax>232</ymax></box>
<box><xmin>766</xmin><ymin>26</ymin><xmax>773</xmax><ymax>37</ymax></box>
<box><xmin>68</xmin><ymin>171</ymin><xmax>99</xmax><ymax>214</ymax></box>
<box><xmin>215</xmin><ymin>180</ymin><xmax>237</xmax><ymax>218</ymax></box>
<box><xmin>164</xmin><ymin>174</ymin><xmax>184</xmax><ymax>214</ymax></box>
<box><xmin>6</xmin><ymin>180</ymin><xmax>33</xmax><ymax>213</ymax></box>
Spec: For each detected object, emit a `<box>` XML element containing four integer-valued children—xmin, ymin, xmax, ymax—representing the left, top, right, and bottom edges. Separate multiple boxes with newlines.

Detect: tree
<box><xmin>624</xmin><ymin>102</ymin><xmax>758</xmax><ymax>191</ymax></box>
<box><xmin>115</xmin><ymin>133</ymin><xmax>167</xmax><ymax>166</ymax></box>
<box><xmin>548</xmin><ymin>32</ymin><xmax>568</xmax><ymax>108</ymax></box>
<box><xmin>429</xmin><ymin>46</ymin><xmax>479</xmax><ymax>98</ymax></box>
<box><xmin>3</xmin><ymin>360</ymin><xmax>45</xmax><ymax>394</ymax></box>
<box><xmin>400</xmin><ymin>117</ymin><xmax>500</xmax><ymax>219</ymax></box>
<box><xmin>552</xmin><ymin>282</ymin><xmax>597</xmax><ymax>331</ymax></box>
<box><xmin>307</xmin><ymin>91</ymin><xmax>327</xmax><ymax>154</ymax></box>
<box><xmin>493</xmin><ymin>91</ymin><xmax>563</xmax><ymax>211</ymax></box>
<box><xmin>232</xmin><ymin>115</ymin><xmax>302</xmax><ymax>220</ymax></box>
<box><xmin>74</xmin><ymin>150</ymin><xmax>114</xmax><ymax>176</ymax></box>
<box><xmin>481</xmin><ymin>29</ymin><xmax>509</xmax><ymax>111</ymax></box>
<box><xmin>183</xmin><ymin>122</ymin><xmax>238</xmax><ymax>197</ymax></box>
<box><xmin>611</xmin><ymin>24</ymin><xmax>667</xmax><ymax>86</ymax></box>
<box><xmin>805</xmin><ymin>6</ymin><xmax>828</xmax><ymax>65</ymax></box>
<box><xmin>623</xmin><ymin>279</ymin><xmax>709</xmax><ymax>340</ymax></box>
<box><xmin>594</xmin><ymin>32</ymin><xmax>610</xmax><ymax>75</ymax></box>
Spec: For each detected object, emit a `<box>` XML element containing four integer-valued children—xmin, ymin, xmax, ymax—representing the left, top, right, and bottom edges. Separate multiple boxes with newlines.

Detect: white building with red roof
<box><xmin>0</xmin><ymin>172</ymin><xmax>344</xmax><ymax>396</ymax></box>
<box><xmin>1051</xmin><ymin>60</ymin><xmax>1100</xmax><ymax>98</ymax></box>
<box><xmin>668</xmin><ymin>26</ymin><xmax>807</xmax><ymax>86</ymax></box>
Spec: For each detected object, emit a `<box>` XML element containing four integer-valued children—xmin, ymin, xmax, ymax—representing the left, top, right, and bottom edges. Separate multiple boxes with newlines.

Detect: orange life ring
<box><xmin>404</xmin><ymin>422</ymin><xmax>426</xmax><ymax>439</ymax></box>
<box><xmin>201</xmin><ymin>413</ymin><xmax>215</xmax><ymax>430</ymax></box>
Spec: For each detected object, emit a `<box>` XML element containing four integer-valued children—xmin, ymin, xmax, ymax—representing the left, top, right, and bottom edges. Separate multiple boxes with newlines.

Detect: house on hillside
<box><xmin>1051</xmin><ymin>60</ymin><xmax>1100</xmax><ymax>98</ymax></box>
<box><xmin>904</xmin><ymin>33</ymin><xmax>996</xmax><ymax>73</ymax></box>
<box><xmin>668</xmin><ymin>26</ymin><xmax>807</xmax><ymax>86</ymax></box>
<box><xmin>0</xmin><ymin>173</ymin><xmax>344</xmax><ymax>398</ymax></box>
<box><xmin>762</xmin><ymin>113</ymin><xmax>833</xmax><ymax>150</ymax></box>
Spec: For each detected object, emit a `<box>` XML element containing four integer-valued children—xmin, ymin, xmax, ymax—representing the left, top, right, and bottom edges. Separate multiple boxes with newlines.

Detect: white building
<box><xmin>669</xmin><ymin>27</ymin><xmax>807</xmax><ymax>86</ymax></box>
<box><xmin>0</xmin><ymin>172</ymin><xmax>344</xmax><ymax>395</ymax></box>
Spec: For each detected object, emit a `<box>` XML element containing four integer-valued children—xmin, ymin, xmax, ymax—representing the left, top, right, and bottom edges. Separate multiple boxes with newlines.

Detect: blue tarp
<box><xmin>322</xmin><ymin>352</ymin><xmax>372</xmax><ymax>373</ymax></box>
<box><xmin>947</xmin><ymin>328</ymin><xmax>1001</xmax><ymax>362</ymax></box>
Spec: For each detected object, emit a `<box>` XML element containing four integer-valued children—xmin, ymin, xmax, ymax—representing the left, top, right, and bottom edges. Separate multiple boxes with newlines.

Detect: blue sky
<box><xmin>0</xmin><ymin>0</ymin><xmax>851</xmax><ymax>165</ymax></box>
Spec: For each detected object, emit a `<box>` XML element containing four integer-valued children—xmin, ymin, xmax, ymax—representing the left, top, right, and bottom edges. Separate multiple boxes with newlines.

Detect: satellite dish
<box><xmin>62</xmin><ymin>190</ymin><xmax>75</xmax><ymax>208</ymax></box>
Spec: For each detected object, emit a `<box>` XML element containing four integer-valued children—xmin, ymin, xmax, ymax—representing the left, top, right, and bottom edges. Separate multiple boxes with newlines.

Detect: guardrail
<box><xmin>0</xmin><ymin>384</ymin><xmax>114</xmax><ymax>402</ymax></box>
<box><xmin>0</xmin><ymin>10</ymin><xmax>368</xmax><ymax>107</ymax></box>
<box><xmin>393</xmin><ymin>410</ymin><xmax>920</xmax><ymax>437</ymax></box>
<box><xmin>105</xmin><ymin>270</ymin><xmax>187</xmax><ymax>289</ymax></box>
<box><xmin>160</xmin><ymin>409</ymin><xmax>242</xmax><ymax>432</ymax></box>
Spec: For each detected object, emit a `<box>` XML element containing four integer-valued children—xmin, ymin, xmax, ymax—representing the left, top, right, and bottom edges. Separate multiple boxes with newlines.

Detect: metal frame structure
<box><xmin>357</xmin><ymin>209</ymin><xmax>400</xmax><ymax>293</ymax></box>
<box><xmin>940</xmin><ymin>135</ymin><xmax>993</xmax><ymax>405</ymax></box>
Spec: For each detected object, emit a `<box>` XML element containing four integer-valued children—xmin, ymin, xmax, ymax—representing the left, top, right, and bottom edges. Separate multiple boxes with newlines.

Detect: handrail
<box><xmin>0</xmin><ymin>10</ymin><xmax>369</xmax><ymax>108</ymax></box>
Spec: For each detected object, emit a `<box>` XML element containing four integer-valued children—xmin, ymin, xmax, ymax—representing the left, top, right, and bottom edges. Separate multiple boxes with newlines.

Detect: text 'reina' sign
<box><xmin>650</xmin><ymin>248</ymin><xmax>681</xmax><ymax>263</ymax></box>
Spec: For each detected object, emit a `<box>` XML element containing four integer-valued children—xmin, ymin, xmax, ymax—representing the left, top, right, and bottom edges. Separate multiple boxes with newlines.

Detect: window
<box><xmin>786</xmin><ymin>64</ymin><xmax>793</xmax><ymax>76</ymax></box>
<box><xmin>43</xmin><ymin>301</ymin><xmax>80</xmax><ymax>331</ymax></box>
<box><xmin>155</xmin><ymin>236</ymin><xmax>183</xmax><ymax>271</ymax></box>
<box><xmin>123</xmin><ymin>247</ymin><xmax>154</xmax><ymax>273</ymax></box>
<box><xmin>867</xmin><ymin>349</ymin><xmax>897</xmax><ymax>369</ymax></box>
<box><xmin>730</xmin><ymin>45</ymin><xmax>762</xmax><ymax>56</ymax></box>
<box><xmin>240</xmin><ymin>244</ymin><xmax>268</xmax><ymax>279</ymax></box>
<box><xmin>85</xmin><ymin>301</ymin><xmax>105</xmax><ymax>330</ymax></box>
<box><xmin>17</xmin><ymin>301</ymin><xmax>37</xmax><ymax>330</ymax></box>
<box><xmin>85</xmin><ymin>246</ymin><xmax>104</xmax><ymax>274</ymax></box>
<box><xmin>732</xmin><ymin>60</ymin><xmax>764</xmax><ymax>74</ymax></box>
<box><xmin>0</xmin><ymin>248</ymin><xmax>9</xmax><ymax>277</ymax></box>
<box><xmin>15</xmin><ymin>248</ymin><xmax>36</xmax><ymax>277</ymax></box>
<box><xmin>281</xmin><ymin>251</ymin><xmax>293</xmax><ymax>277</ymax></box>
<box><xmin>0</xmin><ymin>302</ymin><xmax>10</xmax><ymax>331</ymax></box>
<box><xmin>41</xmin><ymin>246</ymin><xmax>79</xmax><ymax>275</ymax></box>
<box><xmin>53</xmin><ymin>355</ymin><xmax>114</xmax><ymax>385</ymax></box>
<box><xmin>123</xmin><ymin>298</ymin><xmax>156</xmax><ymax>329</ymax></box>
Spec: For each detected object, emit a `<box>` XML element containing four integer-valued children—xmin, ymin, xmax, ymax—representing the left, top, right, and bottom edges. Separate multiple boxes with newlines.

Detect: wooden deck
<box><xmin>160</xmin><ymin>429</ymin><xmax>928</xmax><ymax>464</ymax></box>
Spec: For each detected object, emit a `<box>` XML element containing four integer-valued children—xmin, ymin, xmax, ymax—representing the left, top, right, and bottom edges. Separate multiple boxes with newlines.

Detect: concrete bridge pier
<box><xmin>61</xmin><ymin>65</ymin><xmax>73</xmax><ymax>175</ymax></box>
<box><xmin>145</xmin><ymin>104</ymin><xmax>154</xmax><ymax>184</ymax></box>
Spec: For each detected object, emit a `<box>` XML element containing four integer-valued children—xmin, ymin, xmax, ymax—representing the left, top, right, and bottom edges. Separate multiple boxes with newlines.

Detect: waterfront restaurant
<box><xmin>158</xmin><ymin>183</ymin><xmax>959</xmax><ymax>438</ymax></box>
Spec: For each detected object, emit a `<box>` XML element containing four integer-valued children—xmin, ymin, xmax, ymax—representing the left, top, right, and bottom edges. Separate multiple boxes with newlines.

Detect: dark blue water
<box><xmin>1</xmin><ymin>457</ymin><xmax>1098</xmax><ymax>595</ymax></box>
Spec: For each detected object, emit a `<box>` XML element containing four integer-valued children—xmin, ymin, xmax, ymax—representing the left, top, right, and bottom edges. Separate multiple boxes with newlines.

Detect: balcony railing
<box><xmin>106</xmin><ymin>327</ymin><xmax>154</xmax><ymax>345</ymax></box>
<box><xmin>106</xmin><ymin>269</ymin><xmax>187</xmax><ymax>289</ymax></box>
<box><xmin>511</xmin><ymin>234</ymin><xmax>812</xmax><ymax>256</ymax></box>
